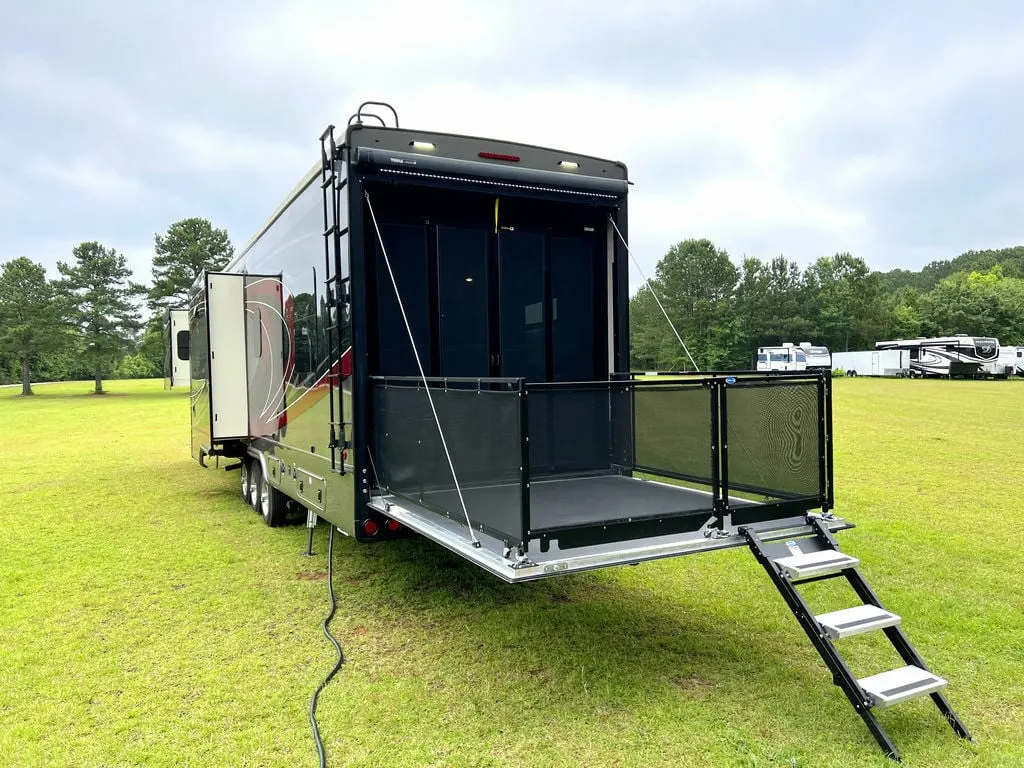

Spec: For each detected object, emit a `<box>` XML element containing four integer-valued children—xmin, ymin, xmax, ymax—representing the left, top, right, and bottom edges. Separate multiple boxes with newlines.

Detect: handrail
<box><xmin>371</xmin><ymin>375</ymin><xmax>524</xmax><ymax>389</ymax></box>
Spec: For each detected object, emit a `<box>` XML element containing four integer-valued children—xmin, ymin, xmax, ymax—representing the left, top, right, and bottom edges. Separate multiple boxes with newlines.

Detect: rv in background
<box><xmin>983</xmin><ymin>346</ymin><xmax>1020</xmax><ymax>378</ymax></box>
<box><xmin>875</xmin><ymin>335</ymin><xmax>999</xmax><ymax>378</ymax></box>
<box><xmin>800</xmin><ymin>343</ymin><xmax>832</xmax><ymax>370</ymax></box>
<box><xmin>756</xmin><ymin>342</ymin><xmax>830</xmax><ymax>372</ymax></box>
<box><xmin>164</xmin><ymin>308</ymin><xmax>190</xmax><ymax>389</ymax></box>
<box><xmin>831</xmin><ymin>349</ymin><xmax>910</xmax><ymax>377</ymax></box>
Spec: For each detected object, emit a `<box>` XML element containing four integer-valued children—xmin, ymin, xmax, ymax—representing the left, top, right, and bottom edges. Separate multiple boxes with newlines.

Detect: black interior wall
<box><xmin>365</xmin><ymin>184</ymin><xmax>611</xmax><ymax>384</ymax></box>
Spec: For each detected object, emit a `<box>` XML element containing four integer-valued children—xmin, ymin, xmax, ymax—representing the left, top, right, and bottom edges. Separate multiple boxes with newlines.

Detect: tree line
<box><xmin>3</xmin><ymin>225</ymin><xmax>1023</xmax><ymax>391</ymax></box>
<box><xmin>0</xmin><ymin>219</ymin><xmax>232</xmax><ymax>394</ymax></box>
<box><xmin>630</xmin><ymin>241</ymin><xmax>1024</xmax><ymax>371</ymax></box>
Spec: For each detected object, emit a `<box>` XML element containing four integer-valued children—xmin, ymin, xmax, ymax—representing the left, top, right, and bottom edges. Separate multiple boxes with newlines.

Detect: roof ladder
<box><xmin>743</xmin><ymin>516</ymin><xmax>971</xmax><ymax>762</ymax></box>
<box><xmin>319</xmin><ymin>124</ymin><xmax>350</xmax><ymax>475</ymax></box>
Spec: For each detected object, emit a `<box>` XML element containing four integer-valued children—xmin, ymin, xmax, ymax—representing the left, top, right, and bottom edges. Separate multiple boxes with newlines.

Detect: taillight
<box><xmin>385</xmin><ymin>518</ymin><xmax>401</xmax><ymax>533</ymax></box>
<box><xmin>362</xmin><ymin>519</ymin><xmax>379</xmax><ymax>536</ymax></box>
<box><xmin>478</xmin><ymin>151</ymin><xmax>520</xmax><ymax>162</ymax></box>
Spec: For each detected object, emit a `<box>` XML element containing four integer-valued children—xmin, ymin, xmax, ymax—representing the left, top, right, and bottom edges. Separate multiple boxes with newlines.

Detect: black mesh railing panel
<box><xmin>373</xmin><ymin>382</ymin><xmax>524</xmax><ymax>544</ymax></box>
<box><xmin>725</xmin><ymin>382</ymin><xmax>820</xmax><ymax>499</ymax></box>
<box><xmin>526</xmin><ymin>386</ymin><xmax>632</xmax><ymax>476</ymax></box>
<box><xmin>633</xmin><ymin>385</ymin><xmax>713</xmax><ymax>484</ymax></box>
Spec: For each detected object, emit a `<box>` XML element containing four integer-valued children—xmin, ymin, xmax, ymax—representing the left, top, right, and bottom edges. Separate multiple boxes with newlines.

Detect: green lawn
<box><xmin>1</xmin><ymin>378</ymin><xmax>1022</xmax><ymax>767</ymax></box>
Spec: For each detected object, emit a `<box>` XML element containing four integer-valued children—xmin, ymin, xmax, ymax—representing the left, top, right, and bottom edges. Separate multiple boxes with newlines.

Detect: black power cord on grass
<box><xmin>309</xmin><ymin>525</ymin><xmax>345</xmax><ymax>768</ymax></box>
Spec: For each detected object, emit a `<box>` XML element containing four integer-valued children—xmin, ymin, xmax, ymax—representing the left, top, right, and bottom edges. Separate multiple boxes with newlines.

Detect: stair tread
<box><xmin>816</xmin><ymin>604</ymin><xmax>901</xmax><ymax>638</ymax></box>
<box><xmin>774</xmin><ymin>548</ymin><xmax>860</xmax><ymax>578</ymax></box>
<box><xmin>858</xmin><ymin>665</ymin><xmax>947</xmax><ymax>708</ymax></box>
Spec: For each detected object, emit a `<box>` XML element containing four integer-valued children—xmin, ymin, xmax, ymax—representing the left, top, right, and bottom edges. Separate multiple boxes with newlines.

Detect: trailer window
<box><xmin>176</xmin><ymin>331</ymin><xmax>190</xmax><ymax>361</ymax></box>
<box><xmin>757</xmin><ymin>353</ymin><xmax>767</xmax><ymax>363</ymax></box>
<box><xmin>795</xmin><ymin>351</ymin><xmax>806</xmax><ymax>362</ymax></box>
<box><xmin>770</xmin><ymin>352</ymin><xmax>789</xmax><ymax>362</ymax></box>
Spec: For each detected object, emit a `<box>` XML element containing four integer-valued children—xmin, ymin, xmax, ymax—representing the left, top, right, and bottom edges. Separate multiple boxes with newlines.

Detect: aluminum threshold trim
<box><xmin>369</xmin><ymin>496</ymin><xmax>851</xmax><ymax>583</ymax></box>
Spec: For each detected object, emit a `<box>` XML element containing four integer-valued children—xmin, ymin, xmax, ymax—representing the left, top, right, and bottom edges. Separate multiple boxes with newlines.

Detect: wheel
<box><xmin>848</xmin><ymin>370</ymin><xmax>857</xmax><ymax>377</ymax></box>
<box><xmin>258</xmin><ymin>472</ymin><xmax>286</xmax><ymax>527</ymax></box>
<box><xmin>249</xmin><ymin>461</ymin><xmax>262</xmax><ymax>511</ymax></box>
<box><xmin>240</xmin><ymin>460</ymin><xmax>251</xmax><ymax>503</ymax></box>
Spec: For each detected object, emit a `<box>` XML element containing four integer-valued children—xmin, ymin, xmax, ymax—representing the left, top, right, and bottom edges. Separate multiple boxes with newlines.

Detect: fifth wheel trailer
<box><xmin>186</xmin><ymin>102</ymin><xmax>969</xmax><ymax>760</ymax></box>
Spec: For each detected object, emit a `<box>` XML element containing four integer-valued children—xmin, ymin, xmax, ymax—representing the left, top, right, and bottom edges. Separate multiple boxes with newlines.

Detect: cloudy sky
<box><xmin>1</xmin><ymin>1</ymin><xmax>1022</xmax><ymax>289</ymax></box>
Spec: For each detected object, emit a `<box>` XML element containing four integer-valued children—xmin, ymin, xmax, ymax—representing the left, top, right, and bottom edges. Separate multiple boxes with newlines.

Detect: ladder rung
<box><xmin>858</xmin><ymin>665</ymin><xmax>947</xmax><ymax>708</ymax></box>
<box><xmin>321</xmin><ymin>174</ymin><xmax>336</xmax><ymax>189</ymax></box>
<box><xmin>816</xmin><ymin>604</ymin><xmax>901</xmax><ymax>639</ymax></box>
<box><xmin>774</xmin><ymin>549</ymin><xmax>859</xmax><ymax>579</ymax></box>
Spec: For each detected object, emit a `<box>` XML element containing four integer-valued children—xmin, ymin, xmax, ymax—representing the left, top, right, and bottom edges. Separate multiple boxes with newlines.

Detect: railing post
<box><xmin>519</xmin><ymin>379</ymin><xmax>531</xmax><ymax>549</ymax></box>
<box><xmin>720</xmin><ymin>378</ymin><xmax>730</xmax><ymax>526</ymax></box>
<box><xmin>817</xmin><ymin>373</ymin><xmax>828</xmax><ymax>512</ymax></box>
<box><xmin>824</xmin><ymin>370</ymin><xmax>834</xmax><ymax>510</ymax></box>
<box><xmin>709</xmin><ymin>378</ymin><xmax>724</xmax><ymax>529</ymax></box>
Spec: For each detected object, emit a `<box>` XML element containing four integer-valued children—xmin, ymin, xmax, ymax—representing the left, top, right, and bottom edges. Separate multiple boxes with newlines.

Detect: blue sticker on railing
<box><xmin>725</xmin><ymin>376</ymin><xmax>736</xmax><ymax>384</ymax></box>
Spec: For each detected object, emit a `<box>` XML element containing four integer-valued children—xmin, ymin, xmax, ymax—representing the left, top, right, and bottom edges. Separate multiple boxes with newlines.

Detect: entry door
<box><xmin>498</xmin><ymin>231</ymin><xmax>546</xmax><ymax>381</ymax></box>
<box><xmin>497</xmin><ymin>229</ymin><xmax>601</xmax><ymax>382</ymax></box>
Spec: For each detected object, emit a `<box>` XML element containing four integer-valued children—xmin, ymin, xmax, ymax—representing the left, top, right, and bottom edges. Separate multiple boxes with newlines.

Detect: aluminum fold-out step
<box><xmin>744</xmin><ymin>516</ymin><xmax>971</xmax><ymax>760</ymax></box>
<box><xmin>774</xmin><ymin>548</ymin><xmax>860</xmax><ymax>579</ymax></box>
<box><xmin>858</xmin><ymin>665</ymin><xmax>948</xmax><ymax>708</ymax></box>
<box><xmin>816</xmin><ymin>604</ymin><xmax>901</xmax><ymax>640</ymax></box>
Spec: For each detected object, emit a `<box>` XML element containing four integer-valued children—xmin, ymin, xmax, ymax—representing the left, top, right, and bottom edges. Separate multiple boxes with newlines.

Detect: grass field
<box><xmin>2</xmin><ymin>378</ymin><xmax>1023</xmax><ymax>767</ymax></box>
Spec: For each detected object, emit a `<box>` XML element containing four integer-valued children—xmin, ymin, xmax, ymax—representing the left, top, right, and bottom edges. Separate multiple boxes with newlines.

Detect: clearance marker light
<box><xmin>558</xmin><ymin>160</ymin><xmax>579</xmax><ymax>170</ymax></box>
<box><xmin>410</xmin><ymin>141</ymin><xmax>436</xmax><ymax>150</ymax></box>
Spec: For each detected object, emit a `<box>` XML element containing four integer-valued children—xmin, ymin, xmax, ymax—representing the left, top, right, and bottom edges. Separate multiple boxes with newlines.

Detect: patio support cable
<box><xmin>365</xmin><ymin>191</ymin><xmax>481</xmax><ymax>547</ymax></box>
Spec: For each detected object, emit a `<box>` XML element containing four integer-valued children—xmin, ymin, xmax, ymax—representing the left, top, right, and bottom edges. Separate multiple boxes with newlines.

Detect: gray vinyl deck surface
<box><xmin>421</xmin><ymin>474</ymin><xmax>755</xmax><ymax>532</ymax></box>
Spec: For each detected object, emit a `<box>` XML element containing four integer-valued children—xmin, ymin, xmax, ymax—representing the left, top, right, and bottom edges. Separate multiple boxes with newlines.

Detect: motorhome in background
<box><xmin>163</xmin><ymin>308</ymin><xmax>190</xmax><ymax>389</ymax></box>
<box><xmin>831</xmin><ymin>349</ymin><xmax>910</xmax><ymax>377</ymax></box>
<box><xmin>875</xmin><ymin>336</ymin><xmax>999</xmax><ymax>378</ymax></box>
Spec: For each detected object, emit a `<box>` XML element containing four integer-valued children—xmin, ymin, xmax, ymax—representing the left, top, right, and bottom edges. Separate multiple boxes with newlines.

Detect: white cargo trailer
<box><xmin>831</xmin><ymin>349</ymin><xmax>909</xmax><ymax>377</ymax></box>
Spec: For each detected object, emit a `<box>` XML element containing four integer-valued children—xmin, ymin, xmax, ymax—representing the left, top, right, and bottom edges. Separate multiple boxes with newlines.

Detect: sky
<box><xmin>1</xmin><ymin>0</ymin><xmax>1023</xmax><ymax>290</ymax></box>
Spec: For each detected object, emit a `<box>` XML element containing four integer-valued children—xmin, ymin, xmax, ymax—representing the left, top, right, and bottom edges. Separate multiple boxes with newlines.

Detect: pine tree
<box><xmin>58</xmin><ymin>242</ymin><xmax>146</xmax><ymax>393</ymax></box>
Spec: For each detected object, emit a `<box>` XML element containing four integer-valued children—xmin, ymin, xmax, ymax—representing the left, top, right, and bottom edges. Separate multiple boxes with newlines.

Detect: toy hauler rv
<box><xmin>163</xmin><ymin>308</ymin><xmax>190</xmax><ymax>389</ymax></box>
<box><xmin>875</xmin><ymin>335</ymin><xmax>999</xmax><ymax>378</ymax></box>
<box><xmin>186</xmin><ymin>103</ymin><xmax>968</xmax><ymax>760</ymax></box>
<box><xmin>831</xmin><ymin>349</ymin><xmax>910</xmax><ymax>377</ymax></box>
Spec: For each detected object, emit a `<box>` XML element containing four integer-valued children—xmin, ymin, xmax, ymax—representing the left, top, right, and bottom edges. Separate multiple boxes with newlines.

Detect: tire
<box><xmin>249</xmin><ymin>461</ymin><xmax>262</xmax><ymax>512</ymax></box>
<box><xmin>258</xmin><ymin>472</ymin><xmax>286</xmax><ymax>528</ymax></box>
<box><xmin>240</xmin><ymin>460</ymin><xmax>251</xmax><ymax>503</ymax></box>
<box><xmin>848</xmin><ymin>370</ymin><xmax>857</xmax><ymax>377</ymax></box>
